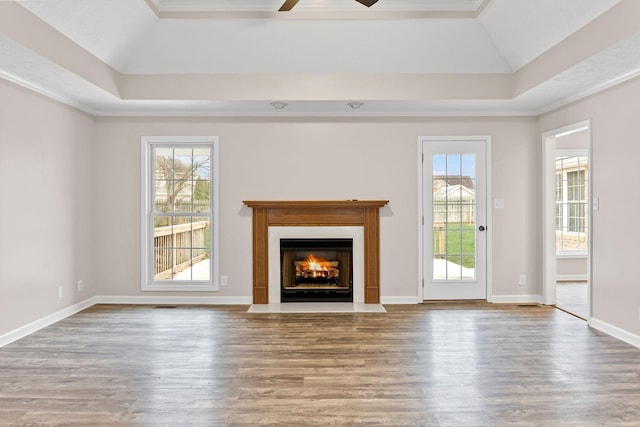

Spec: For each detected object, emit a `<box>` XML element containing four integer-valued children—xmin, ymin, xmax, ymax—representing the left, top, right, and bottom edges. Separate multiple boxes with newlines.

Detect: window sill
<box><xmin>556</xmin><ymin>252</ymin><xmax>588</xmax><ymax>259</ymax></box>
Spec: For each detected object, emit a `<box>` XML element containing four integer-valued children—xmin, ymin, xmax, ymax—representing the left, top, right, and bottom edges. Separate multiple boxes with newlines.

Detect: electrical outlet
<box><xmin>77</xmin><ymin>280</ymin><xmax>83</xmax><ymax>292</ymax></box>
<box><xmin>57</xmin><ymin>286</ymin><xmax>63</xmax><ymax>299</ymax></box>
<box><xmin>221</xmin><ymin>275</ymin><xmax>228</xmax><ymax>287</ymax></box>
<box><xmin>518</xmin><ymin>274</ymin><xmax>526</xmax><ymax>286</ymax></box>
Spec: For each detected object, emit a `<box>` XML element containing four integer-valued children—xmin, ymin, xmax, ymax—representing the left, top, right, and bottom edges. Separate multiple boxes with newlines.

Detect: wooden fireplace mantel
<box><xmin>243</xmin><ymin>200</ymin><xmax>389</xmax><ymax>304</ymax></box>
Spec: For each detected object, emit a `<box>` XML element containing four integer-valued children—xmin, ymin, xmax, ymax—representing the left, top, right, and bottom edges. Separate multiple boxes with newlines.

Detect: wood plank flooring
<box><xmin>1</xmin><ymin>302</ymin><xmax>640</xmax><ymax>426</ymax></box>
<box><xmin>556</xmin><ymin>282</ymin><xmax>589</xmax><ymax>320</ymax></box>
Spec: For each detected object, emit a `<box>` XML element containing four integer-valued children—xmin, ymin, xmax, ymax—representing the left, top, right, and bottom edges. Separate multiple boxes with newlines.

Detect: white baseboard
<box><xmin>556</xmin><ymin>274</ymin><xmax>588</xmax><ymax>282</ymax></box>
<box><xmin>589</xmin><ymin>317</ymin><xmax>640</xmax><ymax>349</ymax></box>
<box><xmin>0</xmin><ymin>295</ymin><xmax>253</xmax><ymax>348</ymax></box>
<box><xmin>381</xmin><ymin>296</ymin><xmax>421</xmax><ymax>304</ymax></box>
<box><xmin>489</xmin><ymin>294</ymin><xmax>544</xmax><ymax>304</ymax></box>
<box><xmin>401</xmin><ymin>295</ymin><xmax>545</xmax><ymax>305</ymax></box>
<box><xmin>10</xmin><ymin>295</ymin><xmax>636</xmax><ymax>355</ymax></box>
<box><xmin>94</xmin><ymin>295</ymin><xmax>253</xmax><ymax>305</ymax></box>
<box><xmin>0</xmin><ymin>296</ymin><xmax>98</xmax><ymax>348</ymax></box>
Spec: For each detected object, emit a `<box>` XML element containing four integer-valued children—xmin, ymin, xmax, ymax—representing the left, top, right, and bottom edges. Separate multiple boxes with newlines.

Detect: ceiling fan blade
<box><xmin>279</xmin><ymin>0</ymin><xmax>301</xmax><ymax>11</ymax></box>
<box><xmin>354</xmin><ymin>0</ymin><xmax>379</xmax><ymax>6</ymax></box>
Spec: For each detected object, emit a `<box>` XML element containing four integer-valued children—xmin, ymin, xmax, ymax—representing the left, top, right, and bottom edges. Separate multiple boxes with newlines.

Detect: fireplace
<box><xmin>243</xmin><ymin>200</ymin><xmax>388</xmax><ymax>304</ymax></box>
<box><xmin>268</xmin><ymin>226</ymin><xmax>364</xmax><ymax>304</ymax></box>
<box><xmin>280</xmin><ymin>238</ymin><xmax>353</xmax><ymax>302</ymax></box>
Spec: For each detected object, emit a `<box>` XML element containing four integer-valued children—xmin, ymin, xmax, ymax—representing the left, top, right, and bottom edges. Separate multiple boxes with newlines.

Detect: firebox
<box><xmin>280</xmin><ymin>238</ymin><xmax>353</xmax><ymax>302</ymax></box>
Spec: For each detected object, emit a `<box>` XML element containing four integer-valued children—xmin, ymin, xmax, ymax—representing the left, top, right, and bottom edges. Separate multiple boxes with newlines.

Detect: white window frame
<box><xmin>555</xmin><ymin>149</ymin><xmax>588</xmax><ymax>258</ymax></box>
<box><xmin>141</xmin><ymin>136</ymin><xmax>220</xmax><ymax>291</ymax></box>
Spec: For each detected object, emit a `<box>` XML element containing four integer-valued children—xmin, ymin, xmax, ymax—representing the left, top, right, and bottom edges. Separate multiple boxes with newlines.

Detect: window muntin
<box><xmin>142</xmin><ymin>137</ymin><xmax>219</xmax><ymax>291</ymax></box>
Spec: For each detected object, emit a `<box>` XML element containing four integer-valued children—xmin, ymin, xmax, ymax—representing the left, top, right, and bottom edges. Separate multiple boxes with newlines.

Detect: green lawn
<box><xmin>433</xmin><ymin>223</ymin><xmax>476</xmax><ymax>268</ymax></box>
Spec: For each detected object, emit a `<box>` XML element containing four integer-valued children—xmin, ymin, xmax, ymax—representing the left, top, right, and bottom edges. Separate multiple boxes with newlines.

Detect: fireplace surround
<box><xmin>243</xmin><ymin>200</ymin><xmax>388</xmax><ymax>304</ymax></box>
<box><xmin>268</xmin><ymin>226</ymin><xmax>364</xmax><ymax>304</ymax></box>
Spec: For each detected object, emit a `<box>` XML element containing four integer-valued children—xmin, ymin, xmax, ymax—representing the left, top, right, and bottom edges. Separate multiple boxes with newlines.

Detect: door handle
<box><xmin>478</xmin><ymin>225</ymin><xmax>486</xmax><ymax>231</ymax></box>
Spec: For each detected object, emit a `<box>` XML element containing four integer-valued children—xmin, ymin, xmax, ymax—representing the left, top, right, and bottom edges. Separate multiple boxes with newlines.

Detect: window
<box><xmin>141</xmin><ymin>137</ymin><xmax>219</xmax><ymax>291</ymax></box>
<box><xmin>555</xmin><ymin>154</ymin><xmax>588</xmax><ymax>254</ymax></box>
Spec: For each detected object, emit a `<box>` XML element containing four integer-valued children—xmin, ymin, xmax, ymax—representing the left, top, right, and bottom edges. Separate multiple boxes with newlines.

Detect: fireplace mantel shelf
<box><xmin>243</xmin><ymin>200</ymin><xmax>389</xmax><ymax>304</ymax></box>
<box><xmin>243</xmin><ymin>200</ymin><xmax>389</xmax><ymax>209</ymax></box>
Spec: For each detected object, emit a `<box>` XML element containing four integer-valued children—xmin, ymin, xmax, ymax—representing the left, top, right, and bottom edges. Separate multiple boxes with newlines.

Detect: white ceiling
<box><xmin>2</xmin><ymin>0</ymin><xmax>638</xmax><ymax>116</ymax></box>
<box><xmin>151</xmin><ymin>0</ymin><xmax>489</xmax><ymax>13</ymax></box>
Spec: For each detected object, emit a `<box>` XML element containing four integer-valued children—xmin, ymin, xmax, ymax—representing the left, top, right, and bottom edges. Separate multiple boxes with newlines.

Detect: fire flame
<box><xmin>302</xmin><ymin>255</ymin><xmax>330</xmax><ymax>277</ymax></box>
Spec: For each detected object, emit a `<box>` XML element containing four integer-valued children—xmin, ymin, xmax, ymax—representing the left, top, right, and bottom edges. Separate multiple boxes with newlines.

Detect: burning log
<box><xmin>294</xmin><ymin>255</ymin><xmax>341</xmax><ymax>286</ymax></box>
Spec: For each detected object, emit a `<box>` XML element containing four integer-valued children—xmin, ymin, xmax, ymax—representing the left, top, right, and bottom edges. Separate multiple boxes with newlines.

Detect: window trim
<box><xmin>141</xmin><ymin>136</ymin><xmax>220</xmax><ymax>292</ymax></box>
<box><xmin>557</xmin><ymin>252</ymin><xmax>588</xmax><ymax>259</ymax></box>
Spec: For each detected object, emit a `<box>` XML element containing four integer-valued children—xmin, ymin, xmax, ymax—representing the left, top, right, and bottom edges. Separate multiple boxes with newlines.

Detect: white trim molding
<box><xmin>0</xmin><ymin>295</ymin><xmax>251</xmax><ymax>348</ymax></box>
<box><xmin>0</xmin><ymin>297</ymin><xmax>98</xmax><ymax>348</ymax></box>
<box><xmin>556</xmin><ymin>252</ymin><xmax>588</xmax><ymax>259</ymax></box>
<box><xmin>490</xmin><ymin>295</ymin><xmax>544</xmax><ymax>304</ymax></box>
<box><xmin>381</xmin><ymin>296</ymin><xmax>422</xmax><ymax>304</ymax></box>
<box><xmin>556</xmin><ymin>274</ymin><xmax>588</xmax><ymax>282</ymax></box>
<box><xmin>267</xmin><ymin>226</ymin><xmax>364</xmax><ymax>304</ymax></box>
<box><xmin>94</xmin><ymin>295</ymin><xmax>252</xmax><ymax>305</ymax></box>
<box><xmin>541</xmin><ymin>120</ymin><xmax>592</xmax><ymax>309</ymax></box>
<box><xmin>590</xmin><ymin>318</ymin><xmax>640</xmax><ymax>349</ymax></box>
<box><xmin>140</xmin><ymin>136</ymin><xmax>220</xmax><ymax>292</ymax></box>
<box><xmin>6</xmin><ymin>297</ymin><xmax>640</xmax><ymax>353</ymax></box>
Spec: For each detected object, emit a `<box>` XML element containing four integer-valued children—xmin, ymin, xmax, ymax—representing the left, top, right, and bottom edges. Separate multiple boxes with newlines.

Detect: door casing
<box><xmin>541</xmin><ymin>120</ymin><xmax>592</xmax><ymax>319</ymax></box>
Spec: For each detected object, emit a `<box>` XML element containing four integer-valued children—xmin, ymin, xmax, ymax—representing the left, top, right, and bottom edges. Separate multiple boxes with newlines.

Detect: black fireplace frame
<box><xmin>280</xmin><ymin>238</ymin><xmax>353</xmax><ymax>303</ymax></box>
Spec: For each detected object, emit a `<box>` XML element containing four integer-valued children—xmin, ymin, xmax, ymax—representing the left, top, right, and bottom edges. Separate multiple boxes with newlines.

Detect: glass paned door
<box><xmin>423</xmin><ymin>139</ymin><xmax>487</xmax><ymax>300</ymax></box>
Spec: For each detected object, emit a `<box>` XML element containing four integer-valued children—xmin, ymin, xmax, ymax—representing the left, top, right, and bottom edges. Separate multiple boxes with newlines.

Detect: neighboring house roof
<box><xmin>433</xmin><ymin>184</ymin><xmax>475</xmax><ymax>201</ymax></box>
<box><xmin>433</xmin><ymin>175</ymin><xmax>475</xmax><ymax>190</ymax></box>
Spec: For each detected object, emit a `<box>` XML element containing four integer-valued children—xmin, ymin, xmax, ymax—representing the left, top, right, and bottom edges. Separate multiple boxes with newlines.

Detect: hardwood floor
<box><xmin>556</xmin><ymin>282</ymin><xmax>589</xmax><ymax>320</ymax></box>
<box><xmin>1</xmin><ymin>302</ymin><xmax>640</xmax><ymax>426</ymax></box>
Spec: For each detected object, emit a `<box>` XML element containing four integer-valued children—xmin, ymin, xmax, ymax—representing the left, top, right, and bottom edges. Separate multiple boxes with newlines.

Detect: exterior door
<box><xmin>422</xmin><ymin>138</ymin><xmax>487</xmax><ymax>300</ymax></box>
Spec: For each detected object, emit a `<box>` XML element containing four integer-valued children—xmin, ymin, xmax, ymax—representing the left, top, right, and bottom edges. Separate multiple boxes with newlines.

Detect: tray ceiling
<box><xmin>3</xmin><ymin>0</ymin><xmax>638</xmax><ymax>117</ymax></box>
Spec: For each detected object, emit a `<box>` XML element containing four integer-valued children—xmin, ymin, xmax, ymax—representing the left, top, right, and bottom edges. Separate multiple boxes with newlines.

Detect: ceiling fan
<box><xmin>279</xmin><ymin>0</ymin><xmax>379</xmax><ymax>12</ymax></box>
